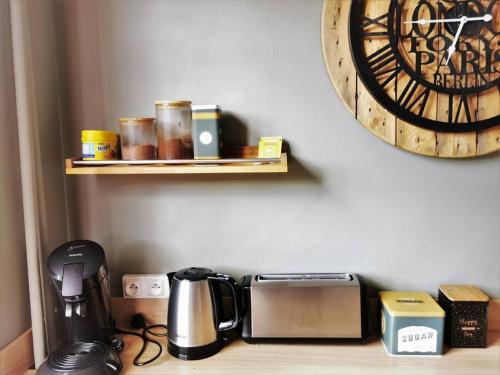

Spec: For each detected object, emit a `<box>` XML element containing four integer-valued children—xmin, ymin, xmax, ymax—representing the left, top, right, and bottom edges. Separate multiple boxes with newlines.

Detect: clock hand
<box><xmin>404</xmin><ymin>13</ymin><xmax>492</xmax><ymax>25</ymax></box>
<box><xmin>446</xmin><ymin>17</ymin><xmax>467</xmax><ymax>65</ymax></box>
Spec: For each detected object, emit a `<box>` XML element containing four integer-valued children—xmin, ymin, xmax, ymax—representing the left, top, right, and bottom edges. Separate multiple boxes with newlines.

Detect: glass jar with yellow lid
<box><xmin>155</xmin><ymin>101</ymin><xmax>192</xmax><ymax>159</ymax></box>
<box><xmin>119</xmin><ymin>117</ymin><xmax>156</xmax><ymax>160</ymax></box>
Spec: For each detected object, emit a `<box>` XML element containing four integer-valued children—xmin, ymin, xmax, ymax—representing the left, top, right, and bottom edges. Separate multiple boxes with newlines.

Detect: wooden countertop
<box><xmin>21</xmin><ymin>298</ymin><xmax>499</xmax><ymax>374</ymax></box>
<box><xmin>116</xmin><ymin>330</ymin><xmax>500</xmax><ymax>375</ymax></box>
<box><xmin>110</xmin><ymin>297</ymin><xmax>500</xmax><ymax>375</ymax></box>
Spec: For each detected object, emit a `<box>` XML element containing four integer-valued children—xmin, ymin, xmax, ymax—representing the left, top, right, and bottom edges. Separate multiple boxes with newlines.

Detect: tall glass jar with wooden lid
<box><xmin>155</xmin><ymin>101</ymin><xmax>193</xmax><ymax>159</ymax></box>
<box><xmin>119</xmin><ymin>117</ymin><xmax>156</xmax><ymax>160</ymax></box>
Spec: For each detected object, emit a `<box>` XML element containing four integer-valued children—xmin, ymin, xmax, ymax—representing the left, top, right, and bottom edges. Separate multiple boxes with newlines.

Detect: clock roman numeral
<box><xmin>365</xmin><ymin>44</ymin><xmax>402</xmax><ymax>89</ymax></box>
<box><xmin>366</xmin><ymin>44</ymin><xmax>397</xmax><ymax>77</ymax></box>
<box><xmin>378</xmin><ymin>65</ymin><xmax>403</xmax><ymax>89</ymax></box>
<box><xmin>397</xmin><ymin>78</ymin><xmax>431</xmax><ymax>117</ymax></box>
<box><xmin>448</xmin><ymin>94</ymin><xmax>473</xmax><ymax>124</ymax></box>
<box><xmin>361</xmin><ymin>13</ymin><xmax>389</xmax><ymax>37</ymax></box>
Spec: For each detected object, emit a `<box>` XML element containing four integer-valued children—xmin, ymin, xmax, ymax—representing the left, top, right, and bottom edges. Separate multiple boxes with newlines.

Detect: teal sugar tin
<box><xmin>380</xmin><ymin>291</ymin><xmax>445</xmax><ymax>356</ymax></box>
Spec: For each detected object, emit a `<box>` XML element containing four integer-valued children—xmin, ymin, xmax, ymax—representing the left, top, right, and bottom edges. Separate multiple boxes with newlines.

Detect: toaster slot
<box><xmin>256</xmin><ymin>273</ymin><xmax>352</xmax><ymax>282</ymax></box>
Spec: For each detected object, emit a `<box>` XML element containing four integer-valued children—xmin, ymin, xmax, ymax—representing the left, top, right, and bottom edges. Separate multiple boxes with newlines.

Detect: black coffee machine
<box><xmin>37</xmin><ymin>240</ymin><xmax>122</xmax><ymax>375</ymax></box>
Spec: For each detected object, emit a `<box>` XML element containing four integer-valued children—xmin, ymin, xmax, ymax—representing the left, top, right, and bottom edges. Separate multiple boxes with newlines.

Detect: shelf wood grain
<box><xmin>0</xmin><ymin>329</ymin><xmax>34</xmax><ymax>375</ymax></box>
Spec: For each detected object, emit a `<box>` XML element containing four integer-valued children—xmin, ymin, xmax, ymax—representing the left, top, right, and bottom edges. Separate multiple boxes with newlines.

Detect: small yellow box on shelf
<box><xmin>258</xmin><ymin>136</ymin><xmax>282</xmax><ymax>159</ymax></box>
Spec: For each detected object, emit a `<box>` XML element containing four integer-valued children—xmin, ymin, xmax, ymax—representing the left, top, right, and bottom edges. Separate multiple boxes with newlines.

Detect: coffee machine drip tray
<box><xmin>37</xmin><ymin>342</ymin><xmax>121</xmax><ymax>375</ymax></box>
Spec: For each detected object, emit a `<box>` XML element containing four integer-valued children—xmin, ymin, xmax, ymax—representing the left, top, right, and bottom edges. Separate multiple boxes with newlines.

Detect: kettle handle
<box><xmin>167</xmin><ymin>272</ymin><xmax>175</xmax><ymax>289</ymax></box>
<box><xmin>208</xmin><ymin>273</ymin><xmax>239</xmax><ymax>332</ymax></box>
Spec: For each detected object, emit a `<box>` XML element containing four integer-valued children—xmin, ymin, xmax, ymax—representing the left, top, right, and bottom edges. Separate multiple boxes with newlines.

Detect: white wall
<box><xmin>55</xmin><ymin>0</ymin><xmax>499</xmax><ymax>297</ymax></box>
<box><xmin>0</xmin><ymin>0</ymin><xmax>31</xmax><ymax>349</ymax></box>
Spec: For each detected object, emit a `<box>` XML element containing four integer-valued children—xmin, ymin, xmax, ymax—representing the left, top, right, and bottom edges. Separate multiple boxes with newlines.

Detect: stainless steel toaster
<box><xmin>239</xmin><ymin>273</ymin><xmax>369</xmax><ymax>342</ymax></box>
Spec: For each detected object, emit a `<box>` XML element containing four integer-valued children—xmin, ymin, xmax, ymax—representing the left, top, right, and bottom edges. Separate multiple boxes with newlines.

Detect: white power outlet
<box><xmin>123</xmin><ymin>276</ymin><xmax>143</xmax><ymax>297</ymax></box>
<box><xmin>122</xmin><ymin>274</ymin><xmax>169</xmax><ymax>298</ymax></box>
<box><xmin>145</xmin><ymin>276</ymin><xmax>166</xmax><ymax>297</ymax></box>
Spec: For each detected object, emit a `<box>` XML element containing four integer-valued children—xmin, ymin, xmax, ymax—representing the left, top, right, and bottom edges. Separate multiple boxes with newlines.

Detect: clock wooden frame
<box><xmin>321</xmin><ymin>0</ymin><xmax>500</xmax><ymax>158</ymax></box>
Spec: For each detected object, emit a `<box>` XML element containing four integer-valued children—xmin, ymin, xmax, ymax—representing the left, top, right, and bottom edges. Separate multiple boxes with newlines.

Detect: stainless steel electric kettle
<box><xmin>167</xmin><ymin>267</ymin><xmax>239</xmax><ymax>360</ymax></box>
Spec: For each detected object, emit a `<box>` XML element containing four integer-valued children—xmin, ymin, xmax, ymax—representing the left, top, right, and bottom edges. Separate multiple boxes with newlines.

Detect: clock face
<box><xmin>349</xmin><ymin>0</ymin><xmax>500</xmax><ymax>132</ymax></box>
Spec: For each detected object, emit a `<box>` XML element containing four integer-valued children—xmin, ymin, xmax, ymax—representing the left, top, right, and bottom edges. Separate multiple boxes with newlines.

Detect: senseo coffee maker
<box><xmin>37</xmin><ymin>240</ymin><xmax>122</xmax><ymax>375</ymax></box>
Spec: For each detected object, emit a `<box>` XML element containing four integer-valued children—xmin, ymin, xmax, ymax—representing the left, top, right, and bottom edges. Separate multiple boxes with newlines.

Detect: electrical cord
<box><xmin>115</xmin><ymin>314</ymin><xmax>168</xmax><ymax>366</ymax></box>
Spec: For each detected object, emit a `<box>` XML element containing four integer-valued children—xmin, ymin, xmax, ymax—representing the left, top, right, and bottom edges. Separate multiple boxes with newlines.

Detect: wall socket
<box><xmin>122</xmin><ymin>274</ymin><xmax>169</xmax><ymax>298</ymax></box>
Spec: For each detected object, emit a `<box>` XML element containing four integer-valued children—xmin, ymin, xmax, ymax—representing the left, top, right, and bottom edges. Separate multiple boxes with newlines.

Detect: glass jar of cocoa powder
<box><xmin>119</xmin><ymin>118</ymin><xmax>157</xmax><ymax>160</ymax></box>
<box><xmin>155</xmin><ymin>101</ymin><xmax>192</xmax><ymax>159</ymax></box>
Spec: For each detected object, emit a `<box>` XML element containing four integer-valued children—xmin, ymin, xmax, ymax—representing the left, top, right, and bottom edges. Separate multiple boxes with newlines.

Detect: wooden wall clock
<box><xmin>322</xmin><ymin>0</ymin><xmax>500</xmax><ymax>157</ymax></box>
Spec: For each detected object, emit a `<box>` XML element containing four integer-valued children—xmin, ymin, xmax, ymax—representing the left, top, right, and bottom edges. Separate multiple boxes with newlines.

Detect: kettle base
<box><xmin>167</xmin><ymin>339</ymin><xmax>222</xmax><ymax>360</ymax></box>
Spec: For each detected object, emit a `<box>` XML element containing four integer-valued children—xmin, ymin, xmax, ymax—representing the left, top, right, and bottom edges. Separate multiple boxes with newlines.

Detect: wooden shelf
<box><xmin>65</xmin><ymin>147</ymin><xmax>287</xmax><ymax>175</ymax></box>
